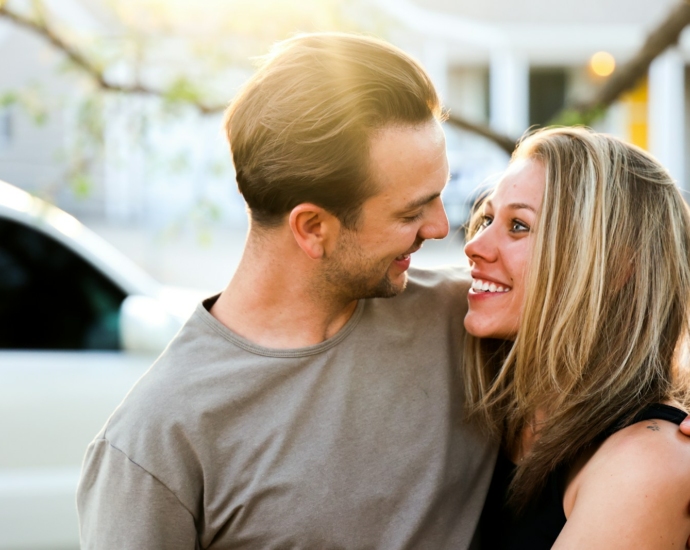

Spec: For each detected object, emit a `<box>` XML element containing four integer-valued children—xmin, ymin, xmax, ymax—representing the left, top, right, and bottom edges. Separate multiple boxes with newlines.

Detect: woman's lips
<box><xmin>471</xmin><ymin>277</ymin><xmax>511</xmax><ymax>293</ymax></box>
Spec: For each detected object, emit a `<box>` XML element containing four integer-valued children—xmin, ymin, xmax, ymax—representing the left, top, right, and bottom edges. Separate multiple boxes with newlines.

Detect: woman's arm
<box><xmin>553</xmin><ymin>418</ymin><xmax>690</xmax><ymax>549</ymax></box>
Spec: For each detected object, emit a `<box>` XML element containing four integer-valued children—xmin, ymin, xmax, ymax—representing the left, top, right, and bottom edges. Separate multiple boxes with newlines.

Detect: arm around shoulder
<box><xmin>554</xmin><ymin>419</ymin><xmax>690</xmax><ymax>550</ymax></box>
<box><xmin>77</xmin><ymin>437</ymin><xmax>198</xmax><ymax>550</ymax></box>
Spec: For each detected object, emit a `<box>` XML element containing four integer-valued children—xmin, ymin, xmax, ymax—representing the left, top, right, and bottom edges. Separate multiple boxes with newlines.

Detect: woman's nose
<box><xmin>464</xmin><ymin>227</ymin><xmax>497</xmax><ymax>263</ymax></box>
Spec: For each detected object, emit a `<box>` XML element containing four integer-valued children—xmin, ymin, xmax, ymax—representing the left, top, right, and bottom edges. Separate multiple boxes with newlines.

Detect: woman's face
<box><xmin>463</xmin><ymin>158</ymin><xmax>545</xmax><ymax>340</ymax></box>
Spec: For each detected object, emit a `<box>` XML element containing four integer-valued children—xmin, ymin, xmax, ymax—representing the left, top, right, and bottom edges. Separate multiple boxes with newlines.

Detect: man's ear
<box><xmin>288</xmin><ymin>204</ymin><xmax>339</xmax><ymax>260</ymax></box>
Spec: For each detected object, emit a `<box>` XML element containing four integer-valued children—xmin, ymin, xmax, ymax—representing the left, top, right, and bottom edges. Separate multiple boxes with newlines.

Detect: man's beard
<box><xmin>319</xmin><ymin>230</ymin><xmax>407</xmax><ymax>302</ymax></box>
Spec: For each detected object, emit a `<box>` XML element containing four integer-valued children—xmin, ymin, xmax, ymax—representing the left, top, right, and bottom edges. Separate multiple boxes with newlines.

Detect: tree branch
<box><xmin>2</xmin><ymin>6</ymin><xmax>109</xmax><ymax>91</ymax></box>
<box><xmin>445</xmin><ymin>114</ymin><xmax>516</xmax><ymax>154</ymax></box>
<box><xmin>3</xmin><ymin>1</ymin><xmax>690</xmax><ymax>154</ymax></box>
<box><xmin>0</xmin><ymin>5</ymin><xmax>220</xmax><ymax>113</ymax></box>
<box><xmin>552</xmin><ymin>0</ymin><xmax>690</xmax><ymax>125</ymax></box>
<box><xmin>0</xmin><ymin>3</ymin><xmax>516</xmax><ymax>150</ymax></box>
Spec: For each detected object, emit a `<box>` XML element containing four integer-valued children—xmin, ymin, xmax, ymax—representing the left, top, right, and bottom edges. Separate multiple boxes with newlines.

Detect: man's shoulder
<box><xmin>396</xmin><ymin>264</ymin><xmax>471</xmax><ymax>308</ymax></box>
<box><xmin>101</xmin><ymin>307</ymin><xmax>240</xmax><ymax>452</ymax></box>
<box><xmin>361</xmin><ymin>264</ymin><xmax>471</xmax><ymax>327</ymax></box>
<box><xmin>406</xmin><ymin>264</ymin><xmax>471</xmax><ymax>290</ymax></box>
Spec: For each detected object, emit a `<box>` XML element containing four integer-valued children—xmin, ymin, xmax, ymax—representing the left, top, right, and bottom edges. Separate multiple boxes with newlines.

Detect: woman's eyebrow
<box><xmin>507</xmin><ymin>202</ymin><xmax>536</xmax><ymax>213</ymax></box>
<box><xmin>483</xmin><ymin>200</ymin><xmax>536</xmax><ymax>213</ymax></box>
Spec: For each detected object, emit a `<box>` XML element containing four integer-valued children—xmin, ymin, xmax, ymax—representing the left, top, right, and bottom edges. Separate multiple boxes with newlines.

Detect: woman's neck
<box><xmin>510</xmin><ymin>408</ymin><xmax>548</xmax><ymax>463</ymax></box>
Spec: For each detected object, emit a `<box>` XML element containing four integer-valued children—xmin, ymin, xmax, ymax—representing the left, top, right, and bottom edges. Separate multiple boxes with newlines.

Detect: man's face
<box><xmin>322</xmin><ymin>120</ymin><xmax>450</xmax><ymax>301</ymax></box>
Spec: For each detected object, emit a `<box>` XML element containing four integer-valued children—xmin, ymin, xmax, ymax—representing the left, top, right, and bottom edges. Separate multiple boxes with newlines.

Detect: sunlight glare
<box><xmin>589</xmin><ymin>51</ymin><xmax>615</xmax><ymax>77</ymax></box>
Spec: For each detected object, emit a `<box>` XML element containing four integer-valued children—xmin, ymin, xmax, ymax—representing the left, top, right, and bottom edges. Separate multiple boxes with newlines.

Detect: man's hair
<box><xmin>464</xmin><ymin>127</ymin><xmax>690</xmax><ymax>507</ymax></box>
<box><xmin>224</xmin><ymin>33</ymin><xmax>443</xmax><ymax>229</ymax></box>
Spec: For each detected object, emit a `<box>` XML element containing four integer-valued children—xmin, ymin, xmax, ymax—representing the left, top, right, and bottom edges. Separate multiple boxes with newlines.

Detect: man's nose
<box><xmin>420</xmin><ymin>199</ymin><xmax>450</xmax><ymax>240</ymax></box>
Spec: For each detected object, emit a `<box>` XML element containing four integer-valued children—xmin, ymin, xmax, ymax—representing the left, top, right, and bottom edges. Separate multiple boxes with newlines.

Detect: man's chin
<box><xmin>369</xmin><ymin>271</ymin><xmax>408</xmax><ymax>299</ymax></box>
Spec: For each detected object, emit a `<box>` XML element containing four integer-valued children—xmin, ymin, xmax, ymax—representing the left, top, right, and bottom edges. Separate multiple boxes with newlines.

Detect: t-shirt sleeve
<box><xmin>77</xmin><ymin>437</ymin><xmax>198</xmax><ymax>550</ymax></box>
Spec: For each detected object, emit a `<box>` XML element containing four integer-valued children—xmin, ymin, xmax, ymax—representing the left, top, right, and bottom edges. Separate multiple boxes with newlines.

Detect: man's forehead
<box><xmin>367</xmin><ymin>119</ymin><xmax>445</xmax><ymax>158</ymax></box>
<box><xmin>366</xmin><ymin>122</ymin><xmax>447</xmax><ymax>190</ymax></box>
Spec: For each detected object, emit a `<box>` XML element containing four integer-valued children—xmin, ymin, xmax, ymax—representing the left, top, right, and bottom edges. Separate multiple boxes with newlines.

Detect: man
<box><xmin>76</xmin><ymin>33</ymin><xmax>495</xmax><ymax>549</ymax></box>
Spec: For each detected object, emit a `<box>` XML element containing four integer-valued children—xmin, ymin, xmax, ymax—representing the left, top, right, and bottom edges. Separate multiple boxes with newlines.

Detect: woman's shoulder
<box><xmin>556</xmin><ymin>407</ymin><xmax>690</xmax><ymax>548</ymax></box>
<box><xmin>602</xmin><ymin>412</ymin><xmax>689</xmax><ymax>467</ymax></box>
<box><xmin>575</xmin><ymin>406</ymin><xmax>690</xmax><ymax>495</ymax></box>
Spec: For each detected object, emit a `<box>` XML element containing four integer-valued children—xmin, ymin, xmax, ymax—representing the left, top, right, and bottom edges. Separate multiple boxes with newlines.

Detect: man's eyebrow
<box><xmin>399</xmin><ymin>192</ymin><xmax>441</xmax><ymax>212</ymax></box>
<box><xmin>484</xmin><ymin>199</ymin><xmax>536</xmax><ymax>213</ymax></box>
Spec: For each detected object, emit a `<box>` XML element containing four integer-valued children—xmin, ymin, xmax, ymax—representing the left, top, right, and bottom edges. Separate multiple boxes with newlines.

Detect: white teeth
<box><xmin>471</xmin><ymin>278</ymin><xmax>510</xmax><ymax>293</ymax></box>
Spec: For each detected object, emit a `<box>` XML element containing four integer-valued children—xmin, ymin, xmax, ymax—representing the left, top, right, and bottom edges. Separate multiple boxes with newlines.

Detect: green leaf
<box><xmin>0</xmin><ymin>91</ymin><xmax>18</xmax><ymax>108</ymax></box>
<box><xmin>549</xmin><ymin>105</ymin><xmax>608</xmax><ymax>127</ymax></box>
<box><xmin>163</xmin><ymin>77</ymin><xmax>202</xmax><ymax>105</ymax></box>
<box><xmin>71</xmin><ymin>173</ymin><xmax>93</xmax><ymax>199</ymax></box>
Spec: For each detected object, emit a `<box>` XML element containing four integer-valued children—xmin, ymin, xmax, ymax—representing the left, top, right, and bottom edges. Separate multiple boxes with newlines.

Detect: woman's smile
<box><xmin>470</xmin><ymin>277</ymin><xmax>511</xmax><ymax>294</ymax></box>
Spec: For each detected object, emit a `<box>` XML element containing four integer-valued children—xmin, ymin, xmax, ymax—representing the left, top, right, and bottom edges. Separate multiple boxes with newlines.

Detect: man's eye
<box><xmin>403</xmin><ymin>212</ymin><xmax>423</xmax><ymax>222</ymax></box>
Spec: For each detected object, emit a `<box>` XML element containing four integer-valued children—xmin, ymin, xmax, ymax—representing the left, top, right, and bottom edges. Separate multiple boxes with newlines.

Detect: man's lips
<box><xmin>395</xmin><ymin>243</ymin><xmax>423</xmax><ymax>262</ymax></box>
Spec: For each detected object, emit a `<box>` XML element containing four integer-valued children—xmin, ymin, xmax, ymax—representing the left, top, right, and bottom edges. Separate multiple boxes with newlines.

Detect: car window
<box><xmin>0</xmin><ymin>217</ymin><xmax>126</xmax><ymax>350</ymax></box>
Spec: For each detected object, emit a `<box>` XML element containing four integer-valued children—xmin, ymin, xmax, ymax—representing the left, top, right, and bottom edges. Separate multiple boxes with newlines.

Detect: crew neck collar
<box><xmin>196</xmin><ymin>296</ymin><xmax>366</xmax><ymax>358</ymax></box>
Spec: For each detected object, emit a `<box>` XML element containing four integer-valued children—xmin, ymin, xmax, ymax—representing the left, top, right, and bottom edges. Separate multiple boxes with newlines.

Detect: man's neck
<box><xmin>210</xmin><ymin>234</ymin><xmax>359</xmax><ymax>349</ymax></box>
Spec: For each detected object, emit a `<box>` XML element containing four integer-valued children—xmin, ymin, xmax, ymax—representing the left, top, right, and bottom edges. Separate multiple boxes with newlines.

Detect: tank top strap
<box><xmin>630</xmin><ymin>403</ymin><xmax>687</xmax><ymax>425</ymax></box>
<box><xmin>603</xmin><ymin>403</ymin><xmax>687</xmax><ymax>440</ymax></box>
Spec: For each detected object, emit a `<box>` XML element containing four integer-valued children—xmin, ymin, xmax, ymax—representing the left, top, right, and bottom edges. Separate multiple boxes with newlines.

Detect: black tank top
<box><xmin>478</xmin><ymin>403</ymin><xmax>688</xmax><ymax>549</ymax></box>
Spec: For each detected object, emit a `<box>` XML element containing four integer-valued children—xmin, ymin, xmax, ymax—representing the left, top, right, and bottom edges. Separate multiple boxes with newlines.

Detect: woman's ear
<box><xmin>288</xmin><ymin>204</ymin><xmax>340</xmax><ymax>260</ymax></box>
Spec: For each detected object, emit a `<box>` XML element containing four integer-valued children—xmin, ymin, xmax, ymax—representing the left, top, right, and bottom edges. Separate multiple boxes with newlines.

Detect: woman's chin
<box><xmin>464</xmin><ymin>313</ymin><xmax>516</xmax><ymax>340</ymax></box>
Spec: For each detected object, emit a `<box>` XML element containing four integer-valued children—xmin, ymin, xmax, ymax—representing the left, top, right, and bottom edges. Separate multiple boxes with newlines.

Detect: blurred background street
<box><xmin>2</xmin><ymin>0</ymin><xmax>690</xmax><ymax>547</ymax></box>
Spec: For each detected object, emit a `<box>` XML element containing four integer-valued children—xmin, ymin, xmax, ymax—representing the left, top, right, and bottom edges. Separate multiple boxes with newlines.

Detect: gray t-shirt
<box><xmin>77</xmin><ymin>265</ymin><xmax>496</xmax><ymax>549</ymax></box>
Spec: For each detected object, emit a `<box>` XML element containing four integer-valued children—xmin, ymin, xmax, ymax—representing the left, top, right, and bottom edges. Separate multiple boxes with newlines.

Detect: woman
<box><xmin>463</xmin><ymin>127</ymin><xmax>690</xmax><ymax>548</ymax></box>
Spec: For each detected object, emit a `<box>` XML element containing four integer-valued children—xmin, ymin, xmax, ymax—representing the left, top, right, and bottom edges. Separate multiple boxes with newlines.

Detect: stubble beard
<box><xmin>320</xmin><ymin>231</ymin><xmax>407</xmax><ymax>303</ymax></box>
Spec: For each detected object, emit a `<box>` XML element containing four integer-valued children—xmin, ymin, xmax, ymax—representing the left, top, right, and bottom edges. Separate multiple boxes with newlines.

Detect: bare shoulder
<box><xmin>579</xmin><ymin>413</ymin><xmax>690</xmax><ymax>500</ymax></box>
<box><xmin>594</xmin><ymin>414</ymin><xmax>690</xmax><ymax>476</ymax></box>
<box><xmin>556</xmin><ymin>415</ymin><xmax>690</xmax><ymax>549</ymax></box>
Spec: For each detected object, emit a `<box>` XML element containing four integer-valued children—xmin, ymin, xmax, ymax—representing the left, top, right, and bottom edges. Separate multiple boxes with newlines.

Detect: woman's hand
<box><xmin>553</xmin><ymin>418</ymin><xmax>690</xmax><ymax>549</ymax></box>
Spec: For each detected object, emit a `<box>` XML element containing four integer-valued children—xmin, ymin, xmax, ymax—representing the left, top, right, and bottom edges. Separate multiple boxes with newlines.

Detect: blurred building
<box><xmin>381</xmin><ymin>0</ymin><xmax>690</xmax><ymax>194</ymax></box>
<box><xmin>0</xmin><ymin>0</ymin><xmax>689</xmax><ymax>227</ymax></box>
<box><xmin>0</xmin><ymin>0</ymin><xmax>246</xmax><ymax>229</ymax></box>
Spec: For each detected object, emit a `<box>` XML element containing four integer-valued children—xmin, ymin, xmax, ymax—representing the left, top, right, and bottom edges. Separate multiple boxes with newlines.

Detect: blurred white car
<box><xmin>0</xmin><ymin>180</ymin><xmax>206</xmax><ymax>549</ymax></box>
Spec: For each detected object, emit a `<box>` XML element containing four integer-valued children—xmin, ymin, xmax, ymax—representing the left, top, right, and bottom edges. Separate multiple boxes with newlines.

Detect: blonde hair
<box><xmin>464</xmin><ymin>127</ymin><xmax>690</xmax><ymax>506</ymax></box>
<box><xmin>224</xmin><ymin>33</ymin><xmax>443</xmax><ymax>229</ymax></box>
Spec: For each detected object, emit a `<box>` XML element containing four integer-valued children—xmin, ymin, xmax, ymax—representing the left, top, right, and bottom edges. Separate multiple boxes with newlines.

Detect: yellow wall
<box><xmin>621</xmin><ymin>77</ymin><xmax>648</xmax><ymax>150</ymax></box>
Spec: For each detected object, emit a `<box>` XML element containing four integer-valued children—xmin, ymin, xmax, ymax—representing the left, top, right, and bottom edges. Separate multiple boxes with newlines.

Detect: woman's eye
<box><xmin>511</xmin><ymin>220</ymin><xmax>529</xmax><ymax>232</ymax></box>
<box><xmin>479</xmin><ymin>215</ymin><xmax>493</xmax><ymax>228</ymax></box>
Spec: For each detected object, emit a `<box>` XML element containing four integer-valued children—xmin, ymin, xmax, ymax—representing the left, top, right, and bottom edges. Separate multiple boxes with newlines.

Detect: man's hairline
<box><xmin>248</xmin><ymin>116</ymin><xmax>444</xmax><ymax>234</ymax></box>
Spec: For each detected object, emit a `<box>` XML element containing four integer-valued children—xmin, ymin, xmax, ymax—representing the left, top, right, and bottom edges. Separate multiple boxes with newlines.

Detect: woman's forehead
<box><xmin>489</xmin><ymin>159</ymin><xmax>546</xmax><ymax>209</ymax></box>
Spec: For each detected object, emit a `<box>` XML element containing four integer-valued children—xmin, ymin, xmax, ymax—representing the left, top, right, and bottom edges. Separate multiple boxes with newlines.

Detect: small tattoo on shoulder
<box><xmin>646</xmin><ymin>420</ymin><xmax>660</xmax><ymax>432</ymax></box>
